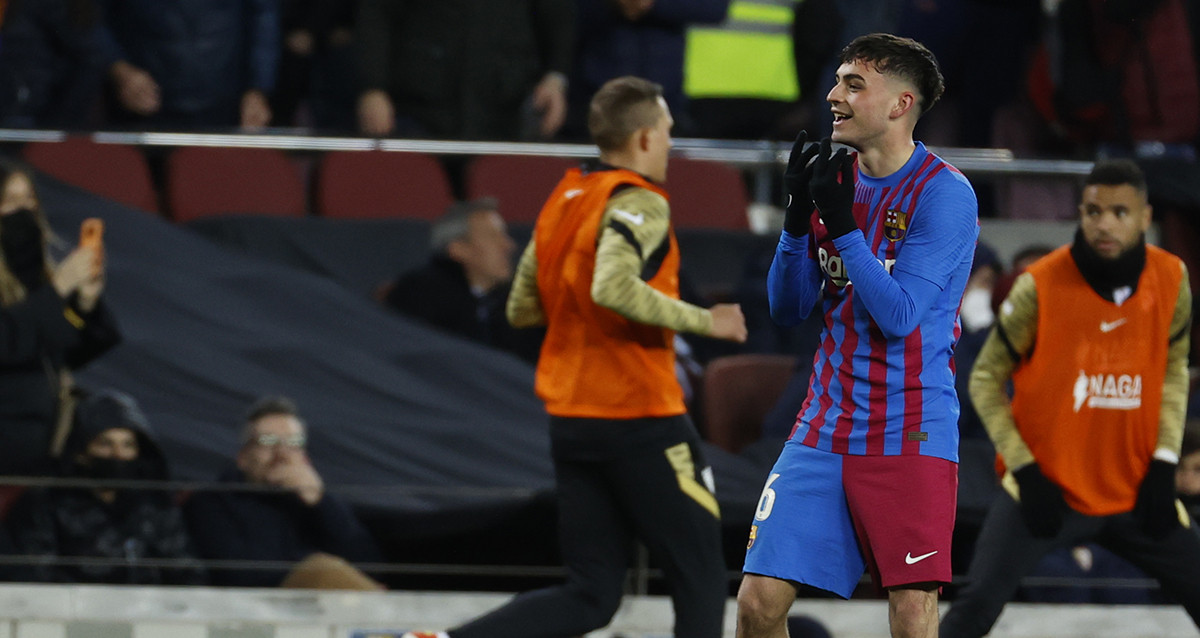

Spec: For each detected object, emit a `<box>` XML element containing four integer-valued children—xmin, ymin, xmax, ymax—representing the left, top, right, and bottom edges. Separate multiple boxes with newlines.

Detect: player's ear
<box><xmin>636</xmin><ymin>126</ymin><xmax>653</xmax><ymax>153</ymax></box>
<box><xmin>892</xmin><ymin>91</ymin><xmax>917</xmax><ymax>120</ymax></box>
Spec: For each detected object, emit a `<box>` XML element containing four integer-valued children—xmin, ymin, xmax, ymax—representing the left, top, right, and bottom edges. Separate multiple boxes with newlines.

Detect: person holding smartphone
<box><xmin>0</xmin><ymin>162</ymin><xmax>121</xmax><ymax>477</ymax></box>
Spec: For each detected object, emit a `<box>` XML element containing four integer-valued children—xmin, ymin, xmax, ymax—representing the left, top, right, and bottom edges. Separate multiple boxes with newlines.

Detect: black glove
<box><xmin>1134</xmin><ymin>459</ymin><xmax>1180</xmax><ymax>539</ymax></box>
<box><xmin>1014</xmin><ymin>463</ymin><xmax>1068</xmax><ymax>538</ymax></box>
<box><xmin>808</xmin><ymin>138</ymin><xmax>858</xmax><ymax>240</ymax></box>
<box><xmin>783</xmin><ymin>130</ymin><xmax>820</xmax><ymax>237</ymax></box>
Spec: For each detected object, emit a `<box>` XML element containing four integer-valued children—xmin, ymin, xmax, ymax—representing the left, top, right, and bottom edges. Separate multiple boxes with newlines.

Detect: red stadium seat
<box><xmin>23</xmin><ymin>137</ymin><xmax>160</xmax><ymax>213</ymax></box>
<box><xmin>666</xmin><ymin>157</ymin><xmax>749</xmax><ymax>230</ymax></box>
<box><xmin>316</xmin><ymin>150</ymin><xmax>454</xmax><ymax>220</ymax></box>
<box><xmin>700</xmin><ymin>354</ymin><xmax>797</xmax><ymax>454</ymax></box>
<box><xmin>166</xmin><ymin>146</ymin><xmax>307</xmax><ymax>222</ymax></box>
<box><xmin>465</xmin><ymin>154</ymin><xmax>578</xmax><ymax>224</ymax></box>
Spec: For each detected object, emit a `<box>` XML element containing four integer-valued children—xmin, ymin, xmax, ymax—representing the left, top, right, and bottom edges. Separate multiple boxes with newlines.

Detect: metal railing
<box><xmin>0</xmin><ymin>128</ymin><xmax>1095</xmax><ymax>177</ymax></box>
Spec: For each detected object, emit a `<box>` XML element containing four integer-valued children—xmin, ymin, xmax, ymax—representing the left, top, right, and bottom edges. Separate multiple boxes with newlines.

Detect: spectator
<box><xmin>96</xmin><ymin>0</ymin><xmax>279</xmax><ymax>129</ymax></box>
<box><xmin>990</xmin><ymin>243</ymin><xmax>1054</xmax><ymax>318</ymax></box>
<box><xmin>896</xmin><ymin>0</ymin><xmax>1041</xmax><ymax>150</ymax></box>
<box><xmin>355</xmin><ymin>0</ymin><xmax>574</xmax><ymax>140</ymax></box>
<box><xmin>3</xmin><ymin>390</ymin><xmax>206</xmax><ymax>585</ymax></box>
<box><xmin>271</xmin><ymin>0</ymin><xmax>357</xmax><ymax>131</ymax></box>
<box><xmin>381</xmin><ymin>198</ymin><xmax>542</xmax><ymax>363</ymax></box>
<box><xmin>955</xmin><ymin>242</ymin><xmax>1002</xmax><ymax>440</ymax></box>
<box><xmin>0</xmin><ymin>0</ymin><xmax>108</xmax><ymax>129</ymax></box>
<box><xmin>684</xmin><ymin>0</ymin><xmax>842</xmax><ymax>140</ymax></box>
<box><xmin>562</xmin><ymin>0</ymin><xmax>729</xmax><ymax>139</ymax></box>
<box><xmin>0</xmin><ymin>162</ymin><xmax>120</xmax><ymax>477</ymax></box>
<box><xmin>184</xmin><ymin>396</ymin><xmax>383</xmax><ymax>589</ymax></box>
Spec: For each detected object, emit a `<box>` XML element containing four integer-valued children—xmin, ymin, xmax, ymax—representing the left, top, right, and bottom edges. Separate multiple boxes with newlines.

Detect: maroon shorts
<box><xmin>843</xmin><ymin>453</ymin><xmax>958</xmax><ymax>589</ymax></box>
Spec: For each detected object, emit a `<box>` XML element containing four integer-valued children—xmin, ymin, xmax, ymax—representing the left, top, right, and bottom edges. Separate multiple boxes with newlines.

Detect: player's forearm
<box><xmin>970</xmin><ymin>331</ymin><xmax>1035</xmax><ymax>470</ymax></box>
<box><xmin>833</xmin><ymin>235</ymin><xmax>944</xmax><ymax>338</ymax></box>
<box><xmin>591</xmin><ymin>239</ymin><xmax>711</xmax><ymax>335</ymax></box>
<box><xmin>767</xmin><ymin>231</ymin><xmax>821</xmax><ymax>326</ymax></box>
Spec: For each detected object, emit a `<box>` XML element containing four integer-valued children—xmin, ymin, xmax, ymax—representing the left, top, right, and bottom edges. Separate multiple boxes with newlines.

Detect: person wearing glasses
<box><xmin>183</xmin><ymin>395</ymin><xmax>382</xmax><ymax>589</ymax></box>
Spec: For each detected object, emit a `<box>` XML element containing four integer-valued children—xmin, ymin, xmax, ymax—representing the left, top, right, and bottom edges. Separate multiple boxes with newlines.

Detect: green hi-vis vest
<box><xmin>684</xmin><ymin>0</ymin><xmax>800</xmax><ymax>102</ymax></box>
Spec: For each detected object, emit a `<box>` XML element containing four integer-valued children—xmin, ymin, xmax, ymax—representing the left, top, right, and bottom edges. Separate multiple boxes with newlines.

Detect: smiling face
<box><xmin>826</xmin><ymin>59</ymin><xmax>914</xmax><ymax>150</ymax></box>
<box><xmin>1078</xmin><ymin>183</ymin><xmax>1151</xmax><ymax>260</ymax></box>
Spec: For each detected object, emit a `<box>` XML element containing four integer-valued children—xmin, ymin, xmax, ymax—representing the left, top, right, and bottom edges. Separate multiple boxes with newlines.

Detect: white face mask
<box><xmin>960</xmin><ymin>287</ymin><xmax>995</xmax><ymax>333</ymax></box>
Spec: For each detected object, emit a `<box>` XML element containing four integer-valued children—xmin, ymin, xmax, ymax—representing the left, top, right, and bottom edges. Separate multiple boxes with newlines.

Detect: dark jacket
<box><xmin>184</xmin><ymin>467</ymin><xmax>382</xmax><ymax>587</ymax></box>
<box><xmin>0</xmin><ymin>286</ymin><xmax>121</xmax><ymax>477</ymax></box>
<box><xmin>356</xmin><ymin>0</ymin><xmax>574</xmax><ymax>140</ymax></box>
<box><xmin>0</xmin><ymin>0</ymin><xmax>109</xmax><ymax>128</ymax></box>
<box><xmin>2</xmin><ymin>390</ymin><xmax>206</xmax><ymax>585</ymax></box>
<box><xmin>95</xmin><ymin>0</ymin><xmax>280</xmax><ymax>127</ymax></box>
<box><xmin>384</xmin><ymin>256</ymin><xmax>542</xmax><ymax>363</ymax></box>
<box><xmin>568</xmin><ymin>0</ymin><xmax>728</xmax><ymax>135</ymax></box>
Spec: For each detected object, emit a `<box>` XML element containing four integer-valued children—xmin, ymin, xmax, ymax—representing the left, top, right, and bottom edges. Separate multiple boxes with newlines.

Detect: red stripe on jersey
<box><xmin>901</xmin><ymin>327</ymin><xmax>925</xmax><ymax>454</ymax></box>
<box><xmin>864</xmin><ymin>321</ymin><xmax>889</xmax><ymax>454</ymax></box>
<box><xmin>907</xmin><ymin>160</ymin><xmax>945</xmax><ymax>210</ymax></box>
<box><xmin>829</xmin><ymin>288</ymin><xmax>860</xmax><ymax>454</ymax></box>
<box><xmin>801</xmin><ymin>314</ymin><xmax>839</xmax><ymax>447</ymax></box>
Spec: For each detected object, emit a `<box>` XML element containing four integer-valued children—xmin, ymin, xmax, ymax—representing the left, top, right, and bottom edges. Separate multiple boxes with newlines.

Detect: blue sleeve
<box><xmin>648</xmin><ymin>0</ymin><xmax>729</xmax><ymax>24</ymax></box>
<box><xmin>767</xmin><ymin>230</ymin><xmax>823</xmax><ymax>326</ymax></box>
<box><xmin>246</xmin><ymin>0</ymin><xmax>281</xmax><ymax>92</ymax></box>
<box><xmin>832</xmin><ymin>176</ymin><xmax>978</xmax><ymax>338</ymax></box>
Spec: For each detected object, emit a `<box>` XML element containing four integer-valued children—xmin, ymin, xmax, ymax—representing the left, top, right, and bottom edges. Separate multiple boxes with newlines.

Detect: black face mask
<box><xmin>79</xmin><ymin>457</ymin><xmax>149</xmax><ymax>482</ymax></box>
<box><xmin>0</xmin><ymin>208</ymin><xmax>47</xmax><ymax>290</ymax></box>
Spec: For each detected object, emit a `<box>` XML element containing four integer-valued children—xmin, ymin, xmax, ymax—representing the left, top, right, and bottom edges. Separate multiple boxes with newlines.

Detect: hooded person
<box><xmin>2</xmin><ymin>389</ymin><xmax>206</xmax><ymax>585</ymax></box>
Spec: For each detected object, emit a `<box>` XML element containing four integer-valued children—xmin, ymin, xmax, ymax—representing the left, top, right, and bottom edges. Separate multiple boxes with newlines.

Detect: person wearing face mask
<box><xmin>955</xmin><ymin>242</ymin><xmax>1002</xmax><ymax>442</ymax></box>
<box><xmin>1</xmin><ymin>390</ymin><xmax>206</xmax><ymax>585</ymax></box>
<box><xmin>941</xmin><ymin>159</ymin><xmax>1198</xmax><ymax>637</ymax></box>
<box><xmin>0</xmin><ymin>162</ymin><xmax>121</xmax><ymax>477</ymax></box>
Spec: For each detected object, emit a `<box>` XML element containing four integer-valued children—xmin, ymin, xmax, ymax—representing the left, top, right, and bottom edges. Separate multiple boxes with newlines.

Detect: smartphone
<box><xmin>80</xmin><ymin>218</ymin><xmax>104</xmax><ymax>249</ymax></box>
<box><xmin>80</xmin><ymin>218</ymin><xmax>105</xmax><ymax>275</ymax></box>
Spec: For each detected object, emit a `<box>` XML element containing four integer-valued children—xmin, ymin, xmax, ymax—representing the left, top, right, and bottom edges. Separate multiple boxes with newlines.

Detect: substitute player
<box><xmin>404</xmin><ymin>76</ymin><xmax>748</xmax><ymax>638</ymax></box>
<box><xmin>736</xmin><ymin>33</ymin><xmax>978</xmax><ymax>638</ymax></box>
<box><xmin>939</xmin><ymin>161</ymin><xmax>1198</xmax><ymax>637</ymax></box>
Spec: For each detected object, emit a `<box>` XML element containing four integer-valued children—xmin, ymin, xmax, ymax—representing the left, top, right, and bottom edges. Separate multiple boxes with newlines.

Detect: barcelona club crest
<box><xmin>884</xmin><ymin>209</ymin><xmax>908</xmax><ymax>241</ymax></box>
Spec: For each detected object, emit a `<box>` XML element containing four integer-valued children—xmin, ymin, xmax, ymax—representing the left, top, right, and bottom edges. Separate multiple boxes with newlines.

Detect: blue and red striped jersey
<box><xmin>768</xmin><ymin>142</ymin><xmax>979</xmax><ymax>462</ymax></box>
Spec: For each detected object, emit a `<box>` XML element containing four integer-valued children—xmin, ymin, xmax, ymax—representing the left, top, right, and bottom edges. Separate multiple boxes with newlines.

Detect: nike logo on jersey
<box><xmin>1100</xmin><ymin>318</ymin><xmax>1127</xmax><ymax>333</ymax></box>
<box><xmin>612</xmin><ymin>209</ymin><xmax>645</xmax><ymax>226</ymax></box>
<box><xmin>905</xmin><ymin>550</ymin><xmax>938</xmax><ymax>565</ymax></box>
<box><xmin>564</xmin><ymin>189</ymin><xmax>583</xmax><ymax>199</ymax></box>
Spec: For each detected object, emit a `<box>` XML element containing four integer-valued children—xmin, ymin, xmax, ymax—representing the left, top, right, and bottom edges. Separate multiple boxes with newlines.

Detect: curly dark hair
<box><xmin>1085</xmin><ymin>159</ymin><xmax>1147</xmax><ymax>195</ymax></box>
<box><xmin>839</xmin><ymin>33</ymin><xmax>945</xmax><ymax>117</ymax></box>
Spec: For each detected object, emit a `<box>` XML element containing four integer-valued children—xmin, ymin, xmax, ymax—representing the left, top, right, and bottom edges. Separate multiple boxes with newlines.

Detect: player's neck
<box><xmin>855</xmin><ymin>135</ymin><xmax>916</xmax><ymax>179</ymax></box>
<box><xmin>599</xmin><ymin>150</ymin><xmax>645</xmax><ymax>179</ymax></box>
